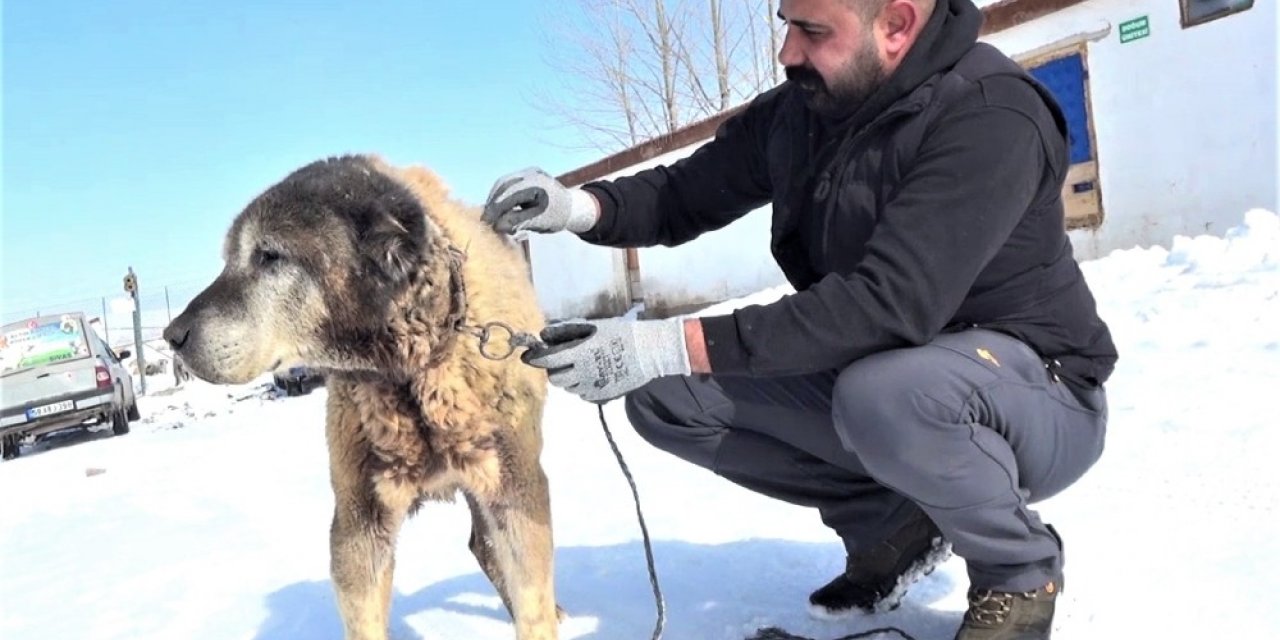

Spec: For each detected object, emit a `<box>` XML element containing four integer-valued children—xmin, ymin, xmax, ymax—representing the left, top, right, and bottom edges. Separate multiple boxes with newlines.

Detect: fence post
<box><xmin>125</xmin><ymin>267</ymin><xmax>146</xmax><ymax>396</ymax></box>
<box><xmin>101</xmin><ymin>297</ymin><xmax>110</xmax><ymax>344</ymax></box>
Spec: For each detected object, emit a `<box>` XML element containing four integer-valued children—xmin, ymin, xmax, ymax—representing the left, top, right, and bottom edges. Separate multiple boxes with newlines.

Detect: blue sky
<box><xmin>2</xmin><ymin>1</ymin><xmax>602</xmax><ymax>317</ymax></box>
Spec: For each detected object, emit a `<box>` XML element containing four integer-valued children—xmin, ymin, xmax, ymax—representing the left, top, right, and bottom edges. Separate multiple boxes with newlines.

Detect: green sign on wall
<box><xmin>1120</xmin><ymin>15</ymin><xmax>1151</xmax><ymax>43</ymax></box>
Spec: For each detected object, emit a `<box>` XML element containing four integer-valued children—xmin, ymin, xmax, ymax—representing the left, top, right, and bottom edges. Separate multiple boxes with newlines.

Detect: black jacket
<box><xmin>579</xmin><ymin>0</ymin><xmax>1117</xmax><ymax>387</ymax></box>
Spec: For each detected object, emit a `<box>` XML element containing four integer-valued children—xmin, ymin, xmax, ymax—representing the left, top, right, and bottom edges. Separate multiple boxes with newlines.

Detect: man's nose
<box><xmin>778</xmin><ymin>25</ymin><xmax>805</xmax><ymax>68</ymax></box>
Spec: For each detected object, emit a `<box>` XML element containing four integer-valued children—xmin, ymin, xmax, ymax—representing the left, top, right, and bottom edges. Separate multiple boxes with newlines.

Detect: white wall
<box><xmin>526</xmin><ymin>230</ymin><xmax>630</xmax><ymax>321</ymax></box>
<box><xmin>637</xmin><ymin>210</ymin><xmax>785</xmax><ymax>315</ymax></box>
<box><xmin>529</xmin><ymin>144</ymin><xmax>787</xmax><ymax>320</ymax></box>
<box><xmin>983</xmin><ymin>0</ymin><xmax>1278</xmax><ymax>259</ymax></box>
<box><xmin>608</xmin><ymin>147</ymin><xmax>787</xmax><ymax>316</ymax></box>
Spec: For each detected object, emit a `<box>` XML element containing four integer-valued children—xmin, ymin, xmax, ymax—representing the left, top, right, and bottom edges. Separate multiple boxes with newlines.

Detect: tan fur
<box><xmin>168</xmin><ymin>155</ymin><xmax>558</xmax><ymax>640</ymax></box>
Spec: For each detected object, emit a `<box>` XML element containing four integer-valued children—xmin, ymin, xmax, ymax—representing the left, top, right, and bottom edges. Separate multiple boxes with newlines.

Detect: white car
<box><xmin>0</xmin><ymin>312</ymin><xmax>139</xmax><ymax>460</ymax></box>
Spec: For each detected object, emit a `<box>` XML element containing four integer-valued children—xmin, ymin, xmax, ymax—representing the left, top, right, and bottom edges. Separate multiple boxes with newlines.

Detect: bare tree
<box><xmin>533</xmin><ymin>0</ymin><xmax>783</xmax><ymax>153</ymax></box>
<box><xmin>711</xmin><ymin>0</ymin><xmax>731</xmax><ymax>110</ymax></box>
<box><xmin>766</xmin><ymin>0</ymin><xmax>782</xmax><ymax>86</ymax></box>
<box><xmin>735</xmin><ymin>0</ymin><xmax>783</xmax><ymax>91</ymax></box>
<box><xmin>623</xmin><ymin>0</ymin><xmax>684</xmax><ymax>134</ymax></box>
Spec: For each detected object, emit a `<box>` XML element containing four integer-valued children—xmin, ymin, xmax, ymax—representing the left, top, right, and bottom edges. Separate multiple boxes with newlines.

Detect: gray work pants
<box><xmin>624</xmin><ymin>328</ymin><xmax>1107</xmax><ymax>591</ymax></box>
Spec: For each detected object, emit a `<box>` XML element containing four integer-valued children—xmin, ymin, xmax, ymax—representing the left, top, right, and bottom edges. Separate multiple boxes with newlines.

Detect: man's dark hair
<box><xmin>843</xmin><ymin>0</ymin><xmax>936</xmax><ymax>23</ymax></box>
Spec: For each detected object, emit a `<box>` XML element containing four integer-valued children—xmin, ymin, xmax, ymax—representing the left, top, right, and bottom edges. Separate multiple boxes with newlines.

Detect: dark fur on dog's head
<box><xmin>164</xmin><ymin>155</ymin><xmax>456</xmax><ymax>384</ymax></box>
<box><xmin>253</xmin><ymin>156</ymin><xmax>427</xmax><ymax>286</ymax></box>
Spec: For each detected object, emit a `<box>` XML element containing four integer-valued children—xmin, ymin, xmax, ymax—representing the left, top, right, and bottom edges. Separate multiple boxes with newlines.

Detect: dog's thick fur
<box><xmin>164</xmin><ymin>155</ymin><xmax>557</xmax><ymax>640</ymax></box>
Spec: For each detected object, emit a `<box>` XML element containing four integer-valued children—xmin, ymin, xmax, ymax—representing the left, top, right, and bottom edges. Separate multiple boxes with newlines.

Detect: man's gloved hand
<box><xmin>482</xmin><ymin>167</ymin><xmax>599</xmax><ymax>235</ymax></box>
<box><xmin>522</xmin><ymin>317</ymin><xmax>692</xmax><ymax>403</ymax></box>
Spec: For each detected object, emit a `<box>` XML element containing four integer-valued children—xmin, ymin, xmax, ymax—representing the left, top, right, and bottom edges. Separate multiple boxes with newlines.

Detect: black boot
<box><xmin>808</xmin><ymin>512</ymin><xmax>951</xmax><ymax>617</ymax></box>
<box><xmin>953</xmin><ymin>580</ymin><xmax>1059</xmax><ymax>639</ymax></box>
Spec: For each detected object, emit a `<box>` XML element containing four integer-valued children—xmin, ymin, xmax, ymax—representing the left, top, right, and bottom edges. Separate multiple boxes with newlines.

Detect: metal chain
<box><xmin>457</xmin><ymin>320</ymin><xmax>544</xmax><ymax>360</ymax></box>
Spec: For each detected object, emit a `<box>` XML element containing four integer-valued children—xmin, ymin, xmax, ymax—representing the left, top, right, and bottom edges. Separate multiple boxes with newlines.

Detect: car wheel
<box><xmin>1</xmin><ymin>435</ymin><xmax>20</xmax><ymax>460</ymax></box>
<box><xmin>111</xmin><ymin>409</ymin><xmax>130</xmax><ymax>436</ymax></box>
<box><xmin>127</xmin><ymin>403</ymin><xmax>141</xmax><ymax>422</ymax></box>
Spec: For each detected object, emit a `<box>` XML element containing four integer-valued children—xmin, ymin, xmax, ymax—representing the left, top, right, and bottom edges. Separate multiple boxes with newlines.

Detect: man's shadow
<box><xmin>254</xmin><ymin>539</ymin><xmax>961</xmax><ymax>640</ymax></box>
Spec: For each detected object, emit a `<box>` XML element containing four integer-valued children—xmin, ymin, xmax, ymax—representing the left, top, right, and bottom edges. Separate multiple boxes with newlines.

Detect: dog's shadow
<box><xmin>254</xmin><ymin>539</ymin><xmax>961</xmax><ymax>640</ymax></box>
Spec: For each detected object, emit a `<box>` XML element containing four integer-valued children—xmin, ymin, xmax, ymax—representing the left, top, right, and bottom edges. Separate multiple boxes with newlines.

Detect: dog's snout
<box><xmin>163</xmin><ymin>321</ymin><xmax>191</xmax><ymax>351</ymax></box>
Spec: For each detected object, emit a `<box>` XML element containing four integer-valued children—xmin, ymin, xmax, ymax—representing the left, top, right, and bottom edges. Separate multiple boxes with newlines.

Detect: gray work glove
<box><xmin>481</xmin><ymin>167</ymin><xmax>599</xmax><ymax>235</ymax></box>
<box><xmin>522</xmin><ymin>317</ymin><xmax>692</xmax><ymax>403</ymax></box>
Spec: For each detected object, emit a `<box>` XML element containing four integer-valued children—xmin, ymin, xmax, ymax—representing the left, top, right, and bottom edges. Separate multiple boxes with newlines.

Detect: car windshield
<box><xmin>0</xmin><ymin>315</ymin><xmax>92</xmax><ymax>375</ymax></box>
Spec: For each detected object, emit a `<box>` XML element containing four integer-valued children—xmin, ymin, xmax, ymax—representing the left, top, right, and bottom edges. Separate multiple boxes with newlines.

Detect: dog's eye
<box><xmin>254</xmin><ymin>248</ymin><xmax>285</xmax><ymax>268</ymax></box>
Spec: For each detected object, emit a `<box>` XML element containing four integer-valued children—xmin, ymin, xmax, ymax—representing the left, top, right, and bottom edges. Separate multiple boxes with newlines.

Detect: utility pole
<box><xmin>124</xmin><ymin>267</ymin><xmax>146</xmax><ymax>395</ymax></box>
<box><xmin>101</xmin><ymin>297</ymin><xmax>110</xmax><ymax>344</ymax></box>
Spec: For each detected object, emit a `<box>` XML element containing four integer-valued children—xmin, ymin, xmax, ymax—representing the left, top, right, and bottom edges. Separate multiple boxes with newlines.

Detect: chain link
<box><xmin>457</xmin><ymin>321</ymin><xmax>544</xmax><ymax>361</ymax></box>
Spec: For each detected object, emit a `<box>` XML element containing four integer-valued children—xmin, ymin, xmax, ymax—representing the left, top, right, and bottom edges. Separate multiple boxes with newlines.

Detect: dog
<box><xmin>164</xmin><ymin>155</ymin><xmax>558</xmax><ymax>640</ymax></box>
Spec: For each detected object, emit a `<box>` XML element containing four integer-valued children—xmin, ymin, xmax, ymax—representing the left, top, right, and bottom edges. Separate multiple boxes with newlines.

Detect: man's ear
<box><xmin>878</xmin><ymin>0</ymin><xmax>927</xmax><ymax>63</ymax></box>
<box><xmin>360</xmin><ymin>201</ymin><xmax>423</xmax><ymax>286</ymax></box>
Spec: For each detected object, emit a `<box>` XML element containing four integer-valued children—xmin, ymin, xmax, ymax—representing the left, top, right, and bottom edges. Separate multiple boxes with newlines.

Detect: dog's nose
<box><xmin>163</xmin><ymin>322</ymin><xmax>191</xmax><ymax>351</ymax></box>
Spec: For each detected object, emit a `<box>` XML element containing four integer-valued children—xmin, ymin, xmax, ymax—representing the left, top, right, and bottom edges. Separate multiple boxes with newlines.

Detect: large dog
<box><xmin>164</xmin><ymin>155</ymin><xmax>558</xmax><ymax>640</ymax></box>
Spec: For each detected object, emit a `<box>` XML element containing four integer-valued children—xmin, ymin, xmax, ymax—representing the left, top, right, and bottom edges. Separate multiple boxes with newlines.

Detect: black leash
<box><xmin>597</xmin><ymin>403</ymin><xmax>667</xmax><ymax>640</ymax></box>
<box><xmin>747</xmin><ymin>626</ymin><xmax>920</xmax><ymax>640</ymax></box>
<box><xmin>595</xmin><ymin>404</ymin><xmax>920</xmax><ymax>640</ymax></box>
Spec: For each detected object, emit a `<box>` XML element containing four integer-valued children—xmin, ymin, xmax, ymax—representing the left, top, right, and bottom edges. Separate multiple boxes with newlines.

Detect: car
<box><xmin>273</xmin><ymin>366</ymin><xmax>324</xmax><ymax>397</ymax></box>
<box><xmin>0</xmin><ymin>312</ymin><xmax>139</xmax><ymax>460</ymax></box>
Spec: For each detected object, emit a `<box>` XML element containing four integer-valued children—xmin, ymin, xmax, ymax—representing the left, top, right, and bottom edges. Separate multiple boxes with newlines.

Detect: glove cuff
<box><xmin>636</xmin><ymin>317</ymin><xmax>693</xmax><ymax>378</ymax></box>
<box><xmin>566</xmin><ymin>188</ymin><xmax>601</xmax><ymax>234</ymax></box>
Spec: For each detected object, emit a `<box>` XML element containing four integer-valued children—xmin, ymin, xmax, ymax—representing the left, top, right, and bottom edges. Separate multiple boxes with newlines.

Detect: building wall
<box><xmin>525</xmin><ymin>229</ymin><xmax>631</xmax><ymax>321</ymax></box>
<box><xmin>607</xmin><ymin>149</ymin><xmax>787</xmax><ymax>318</ymax></box>
<box><xmin>527</xmin><ymin>145</ymin><xmax>786</xmax><ymax>320</ymax></box>
<box><xmin>983</xmin><ymin>0</ymin><xmax>1276</xmax><ymax>258</ymax></box>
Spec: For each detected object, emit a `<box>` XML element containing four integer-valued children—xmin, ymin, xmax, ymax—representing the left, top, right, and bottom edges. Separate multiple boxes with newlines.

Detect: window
<box><xmin>1181</xmin><ymin>0</ymin><xmax>1253</xmax><ymax>27</ymax></box>
<box><xmin>1021</xmin><ymin>45</ymin><xmax>1104</xmax><ymax>230</ymax></box>
<box><xmin>93</xmin><ymin>333</ymin><xmax>120</xmax><ymax>363</ymax></box>
<box><xmin>0</xmin><ymin>315</ymin><xmax>91</xmax><ymax>374</ymax></box>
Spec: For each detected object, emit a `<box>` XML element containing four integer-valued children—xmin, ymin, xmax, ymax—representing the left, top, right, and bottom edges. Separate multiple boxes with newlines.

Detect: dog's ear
<box><xmin>360</xmin><ymin>200</ymin><xmax>424</xmax><ymax>286</ymax></box>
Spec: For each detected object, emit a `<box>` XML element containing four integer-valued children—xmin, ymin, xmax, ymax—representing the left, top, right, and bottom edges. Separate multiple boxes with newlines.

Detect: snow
<box><xmin>1</xmin><ymin>210</ymin><xmax>1278</xmax><ymax>640</ymax></box>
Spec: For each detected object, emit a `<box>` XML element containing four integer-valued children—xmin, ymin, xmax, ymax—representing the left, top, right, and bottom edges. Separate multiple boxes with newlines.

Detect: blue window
<box><xmin>1028</xmin><ymin>53</ymin><xmax>1092</xmax><ymax>165</ymax></box>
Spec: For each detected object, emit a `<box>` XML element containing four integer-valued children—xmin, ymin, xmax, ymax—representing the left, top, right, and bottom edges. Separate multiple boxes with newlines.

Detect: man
<box><xmin>482</xmin><ymin>0</ymin><xmax>1116</xmax><ymax>638</ymax></box>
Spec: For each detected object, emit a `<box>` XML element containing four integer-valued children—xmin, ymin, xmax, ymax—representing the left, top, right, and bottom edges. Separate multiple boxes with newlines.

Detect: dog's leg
<box><xmin>477</xmin><ymin>462</ymin><xmax>559</xmax><ymax>640</ymax></box>
<box><xmin>326</xmin><ymin>390</ymin><xmax>414</xmax><ymax>640</ymax></box>
<box><xmin>466</xmin><ymin>492</ymin><xmax>516</xmax><ymax>616</ymax></box>
<box><xmin>330</xmin><ymin>486</ymin><xmax>410</xmax><ymax>640</ymax></box>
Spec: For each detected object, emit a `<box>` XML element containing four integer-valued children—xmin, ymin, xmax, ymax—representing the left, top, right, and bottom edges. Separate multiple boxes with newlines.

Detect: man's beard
<box><xmin>785</xmin><ymin>39</ymin><xmax>888</xmax><ymax>118</ymax></box>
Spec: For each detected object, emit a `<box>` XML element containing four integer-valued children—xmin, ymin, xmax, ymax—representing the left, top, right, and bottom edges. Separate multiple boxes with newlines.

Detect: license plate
<box><xmin>26</xmin><ymin>400</ymin><xmax>75</xmax><ymax>420</ymax></box>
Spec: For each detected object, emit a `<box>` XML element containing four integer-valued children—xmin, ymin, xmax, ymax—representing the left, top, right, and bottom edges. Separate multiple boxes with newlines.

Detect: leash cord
<box><xmin>597</xmin><ymin>403</ymin><xmax>667</xmax><ymax>640</ymax></box>
<box><xmin>748</xmin><ymin>626</ymin><xmax>920</xmax><ymax>640</ymax></box>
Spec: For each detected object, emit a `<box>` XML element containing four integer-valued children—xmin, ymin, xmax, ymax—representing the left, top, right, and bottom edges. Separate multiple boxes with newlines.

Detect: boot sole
<box><xmin>806</xmin><ymin>536</ymin><xmax>953</xmax><ymax>620</ymax></box>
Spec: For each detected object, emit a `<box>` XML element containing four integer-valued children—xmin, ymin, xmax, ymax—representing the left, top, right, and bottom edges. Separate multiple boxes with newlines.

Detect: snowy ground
<box><xmin>1</xmin><ymin>210</ymin><xmax>1277</xmax><ymax>640</ymax></box>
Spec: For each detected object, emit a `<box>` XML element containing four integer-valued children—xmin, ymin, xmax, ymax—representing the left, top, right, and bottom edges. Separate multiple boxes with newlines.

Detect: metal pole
<box><xmin>101</xmin><ymin>297</ymin><xmax>110</xmax><ymax>344</ymax></box>
<box><xmin>130</xmin><ymin>267</ymin><xmax>146</xmax><ymax>395</ymax></box>
<box><xmin>165</xmin><ymin>286</ymin><xmax>172</xmax><ymax>324</ymax></box>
